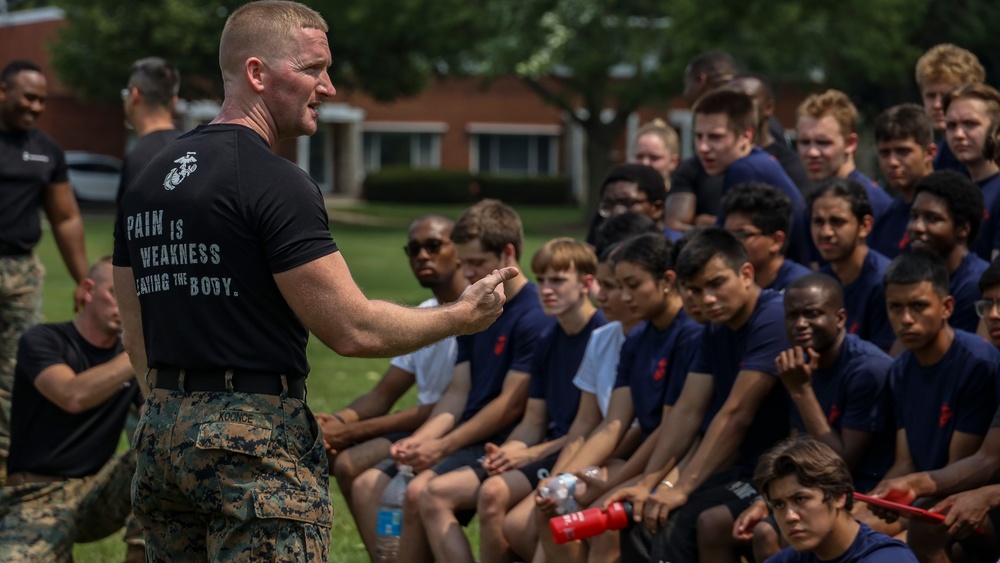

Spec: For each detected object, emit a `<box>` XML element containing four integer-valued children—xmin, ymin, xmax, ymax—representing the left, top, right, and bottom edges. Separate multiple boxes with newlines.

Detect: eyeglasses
<box><xmin>975</xmin><ymin>298</ymin><xmax>1000</xmax><ymax>318</ymax></box>
<box><xmin>403</xmin><ymin>239</ymin><xmax>450</xmax><ymax>257</ymax></box>
<box><xmin>728</xmin><ymin>229</ymin><xmax>766</xmax><ymax>242</ymax></box>
<box><xmin>598</xmin><ymin>197</ymin><xmax>649</xmax><ymax>218</ymax></box>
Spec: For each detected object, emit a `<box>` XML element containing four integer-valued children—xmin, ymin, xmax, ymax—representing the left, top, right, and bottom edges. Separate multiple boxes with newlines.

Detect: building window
<box><xmin>363</xmin><ymin>132</ymin><xmax>440</xmax><ymax>171</ymax></box>
<box><xmin>473</xmin><ymin>134</ymin><xmax>558</xmax><ymax>176</ymax></box>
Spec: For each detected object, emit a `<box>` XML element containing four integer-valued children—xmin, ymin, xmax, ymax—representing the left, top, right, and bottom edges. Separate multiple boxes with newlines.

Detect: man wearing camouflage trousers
<box><xmin>0</xmin><ymin>60</ymin><xmax>89</xmax><ymax>486</ymax></box>
<box><xmin>0</xmin><ymin>257</ymin><xmax>142</xmax><ymax>562</ymax></box>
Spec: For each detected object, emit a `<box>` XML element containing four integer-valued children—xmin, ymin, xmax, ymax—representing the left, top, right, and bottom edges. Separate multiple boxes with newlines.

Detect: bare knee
<box><xmin>333</xmin><ymin>451</ymin><xmax>359</xmax><ymax>485</ymax></box>
<box><xmin>479</xmin><ymin>477</ymin><xmax>511</xmax><ymax>519</ymax></box>
<box><xmin>696</xmin><ymin>505</ymin><xmax>733</xmax><ymax>542</ymax></box>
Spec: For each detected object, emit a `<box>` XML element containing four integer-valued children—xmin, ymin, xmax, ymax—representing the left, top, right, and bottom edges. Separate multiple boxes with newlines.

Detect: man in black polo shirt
<box><xmin>112</xmin><ymin>2</ymin><xmax>513</xmax><ymax>560</ymax></box>
<box><xmin>0</xmin><ymin>59</ymin><xmax>89</xmax><ymax>486</ymax></box>
<box><xmin>0</xmin><ymin>257</ymin><xmax>142</xmax><ymax>561</ymax></box>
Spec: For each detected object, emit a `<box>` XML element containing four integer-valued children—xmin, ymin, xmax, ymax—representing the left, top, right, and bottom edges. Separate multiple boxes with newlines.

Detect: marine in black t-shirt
<box><xmin>115</xmin><ymin>128</ymin><xmax>181</xmax><ymax>205</ymax></box>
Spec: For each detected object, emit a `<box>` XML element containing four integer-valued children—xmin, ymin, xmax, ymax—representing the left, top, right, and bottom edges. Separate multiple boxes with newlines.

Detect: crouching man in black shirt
<box><xmin>0</xmin><ymin>256</ymin><xmax>143</xmax><ymax>562</ymax></box>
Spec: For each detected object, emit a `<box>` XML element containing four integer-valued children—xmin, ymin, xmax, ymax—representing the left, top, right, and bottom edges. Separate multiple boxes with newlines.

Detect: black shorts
<box><xmin>514</xmin><ymin>452</ymin><xmax>561</xmax><ymax>489</ymax></box>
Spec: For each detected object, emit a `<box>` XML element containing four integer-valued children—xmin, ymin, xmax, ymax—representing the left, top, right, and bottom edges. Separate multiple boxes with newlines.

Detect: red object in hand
<box><xmin>549</xmin><ymin>501</ymin><xmax>633</xmax><ymax>544</ymax></box>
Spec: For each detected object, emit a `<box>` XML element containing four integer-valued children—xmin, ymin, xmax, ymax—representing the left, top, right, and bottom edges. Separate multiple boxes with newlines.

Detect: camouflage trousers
<box><xmin>0</xmin><ymin>255</ymin><xmax>45</xmax><ymax>480</ymax></box>
<box><xmin>133</xmin><ymin>382</ymin><xmax>332</xmax><ymax>562</ymax></box>
<box><xmin>0</xmin><ymin>450</ymin><xmax>142</xmax><ymax>562</ymax></box>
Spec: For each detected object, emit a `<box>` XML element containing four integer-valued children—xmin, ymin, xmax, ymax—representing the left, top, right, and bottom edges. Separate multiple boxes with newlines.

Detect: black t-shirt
<box><xmin>115</xmin><ymin>128</ymin><xmax>183</xmax><ymax>205</ymax></box>
<box><xmin>8</xmin><ymin>322</ymin><xmax>139</xmax><ymax>477</ymax></box>
<box><xmin>112</xmin><ymin>124</ymin><xmax>338</xmax><ymax>376</ymax></box>
<box><xmin>0</xmin><ymin>128</ymin><xmax>68</xmax><ymax>253</ymax></box>
<box><xmin>670</xmin><ymin>156</ymin><xmax>724</xmax><ymax>216</ymax></box>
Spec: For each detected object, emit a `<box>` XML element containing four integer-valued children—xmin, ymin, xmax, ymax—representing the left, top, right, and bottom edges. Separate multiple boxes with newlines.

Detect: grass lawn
<box><xmin>45</xmin><ymin>202</ymin><xmax>587</xmax><ymax>562</ymax></box>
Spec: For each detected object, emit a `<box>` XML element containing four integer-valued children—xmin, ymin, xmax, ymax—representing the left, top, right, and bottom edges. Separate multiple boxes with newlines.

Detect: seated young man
<box><xmin>868</xmin><ymin>104</ymin><xmax>937</xmax><ymax>259</ymax></box>
<box><xmin>870</xmin><ymin>260</ymin><xmax>1000</xmax><ymax>562</ymax></box>
<box><xmin>795</xmin><ymin>89</ymin><xmax>893</xmax><ymax>222</ymax></box>
<box><xmin>532</xmin><ymin>235</ymin><xmax>703</xmax><ymax>561</ymax></box>
<box><xmin>324</xmin><ymin>215</ymin><xmax>466</xmax><ymax>516</ymax></box>
<box><xmin>1</xmin><ymin>257</ymin><xmax>144</xmax><ymax>562</ymax></box>
<box><xmin>348</xmin><ymin>200</ymin><xmax>550</xmax><ymax>562</ymax></box>
<box><xmin>908</xmin><ymin>171</ymin><xmax>988</xmax><ymax>333</ymax></box>
<box><xmin>914</xmin><ymin>43</ymin><xmax>986</xmax><ymax>173</ymax></box>
<box><xmin>690</xmin><ymin>88</ymin><xmax>810</xmax><ymax>266</ymax></box>
<box><xmin>417</xmin><ymin>238</ymin><xmax>604</xmax><ymax>563</ymax></box>
<box><xmin>721</xmin><ymin>182</ymin><xmax>810</xmax><ymax>292</ymax></box>
<box><xmin>869</xmin><ymin>250</ymin><xmax>1000</xmax><ymax>559</ymax></box>
<box><xmin>943</xmin><ymin>83</ymin><xmax>1000</xmax><ymax>261</ymax></box>
<box><xmin>605</xmin><ymin>228</ymin><xmax>792</xmax><ymax>562</ymax></box>
<box><xmin>594</xmin><ymin>163</ymin><xmax>676</xmax><ymax>241</ymax></box>
<box><xmin>810</xmin><ymin>179</ymin><xmax>895</xmax><ymax>351</ymax></box>
<box><xmin>710</xmin><ymin>273</ymin><xmax>895</xmax><ymax>562</ymax></box>
<box><xmin>755</xmin><ymin>436</ymin><xmax>917</xmax><ymax>562</ymax></box>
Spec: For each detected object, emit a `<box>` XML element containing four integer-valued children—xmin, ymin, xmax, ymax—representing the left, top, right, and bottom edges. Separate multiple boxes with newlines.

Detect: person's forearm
<box><xmin>606</xmin><ymin>427</ymin><xmax>662</xmax><ymax>488</ymax></box>
<box><xmin>636</xmin><ymin>408</ymin><xmax>703</xmax><ymax>490</ymax></box>
<box><xmin>504</xmin><ymin>418</ymin><xmax>548</xmax><ymax>449</ymax></box>
<box><xmin>341</xmin><ymin>390</ymin><xmax>397</xmax><ymax>421</ymax></box>
<box><xmin>925</xmin><ymin>450</ymin><xmax>1000</xmax><ymax>497</ymax></box>
<box><xmin>559</xmin><ymin>418</ymin><xmax>630</xmax><ymax>472</ymax></box>
<box><xmin>114</xmin><ymin>267</ymin><xmax>149</xmax><ymax>395</ymax></box>
<box><xmin>522</xmin><ymin>436</ymin><xmax>568</xmax><ymax>462</ymax></box>
<box><xmin>52</xmin><ymin>216</ymin><xmax>88</xmax><ymax>283</ymax></box>
<box><xmin>57</xmin><ymin>353</ymin><xmax>136</xmax><ymax>413</ymax></box>
<box><xmin>340</xmin><ymin>404</ymin><xmax>436</xmax><ymax>444</ymax></box>
<box><xmin>788</xmin><ymin>386</ymin><xmax>847</xmax><ymax>458</ymax></box>
<box><xmin>441</xmin><ymin>387</ymin><xmax>527</xmax><ymax>453</ymax></box>
<box><xmin>672</xmin><ymin>407</ymin><xmax>751</xmax><ymax>496</ymax></box>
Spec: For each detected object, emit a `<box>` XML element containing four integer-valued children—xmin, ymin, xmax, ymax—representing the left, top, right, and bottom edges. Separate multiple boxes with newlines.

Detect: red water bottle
<box><xmin>549</xmin><ymin>501</ymin><xmax>634</xmax><ymax>544</ymax></box>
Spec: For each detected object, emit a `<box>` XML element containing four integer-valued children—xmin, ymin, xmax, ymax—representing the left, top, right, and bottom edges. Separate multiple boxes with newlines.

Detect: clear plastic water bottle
<box><xmin>374</xmin><ymin>465</ymin><xmax>414</xmax><ymax>562</ymax></box>
<box><xmin>539</xmin><ymin>466</ymin><xmax>601</xmax><ymax>515</ymax></box>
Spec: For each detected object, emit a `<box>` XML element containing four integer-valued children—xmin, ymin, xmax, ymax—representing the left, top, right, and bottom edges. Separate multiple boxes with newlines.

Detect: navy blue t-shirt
<box><xmin>847</xmin><ymin>169</ymin><xmax>892</xmax><ymax>224</ymax></box>
<box><xmin>820</xmin><ymin>249</ymin><xmax>894</xmax><ymax>350</ymax></box>
<box><xmin>457</xmin><ymin>282</ymin><xmax>551</xmax><ymax>425</ymax></box>
<box><xmin>614</xmin><ymin>310</ymin><xmax>702</xmax><ymax>438</ymax></box>
<box><xmin>767</xmin><ymin>259</ymin><xmax>812</xmax><ymax>293</ymax></box>
<box><xmin>891</xmin><ymin>330</ymin><xmax>1000</xmax><ymax>472</ymax></box>
<box><xmin>689</xmin><ymin>290</ymin><xmax>791</xmax><ymax>475</ymax></box>
<box><xmin>933</xmin><ymin>139</ymin><xmax>967</xmax><ymax>175</ymax></box>
<box><xmin>722</xmin><ymin>147</ymin><xmax>811</xmax><ymax>266</ymax></box>
<box><xmin>787</xmin><ymin>335</ymin><xmax>895</xmax><ymax>491</ymax></box>
<box><xmin>765</xmin><ymin>523</ymin><xmax>916</xmax><ymax>562</ymax></box>
<box><xmin>764</xmin><ymin>141</ymin><xmax>811</xmax><ymax>196</ymax></box>
<box><xmin>529</xmin><ymin>311</ymin><xmax>606</xmax><ymax>439</ymax></box>
<box><xmin>949</xmin><ymin>252</ymin><xmax>989</xmax><ymax>333</ymax></box>
<box><xmin>973</xmin><ymin>173</ymin><xmax>1000</xmax><ymax>261</ymax></box>
<box><xmin>868</xmin><ymin>196</ymin><xmax>911</xmax><ymax>259</ymax></box>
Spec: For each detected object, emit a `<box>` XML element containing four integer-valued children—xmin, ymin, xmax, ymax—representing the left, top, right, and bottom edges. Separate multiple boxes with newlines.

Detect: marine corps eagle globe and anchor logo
<box><xmin>163</xmin><ymin>152</ymin><xmax>198</xmax><ymax>190</ymax></box>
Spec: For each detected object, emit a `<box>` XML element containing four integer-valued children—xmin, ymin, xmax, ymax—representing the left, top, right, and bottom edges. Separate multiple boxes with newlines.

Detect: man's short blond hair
<box><xmin>796</xmin><ymin>89</ymin><xmax>857</xmax><ymax>138</ymax></box>
<box><xmin>915</xmin><ymin>44</ymin><xmax>985</xmax><ymax>90</ymax></box>
<box><xmin>220</xmin><ymin>1</ymin><xmax>328</xmax><ymax>78</ymax></box>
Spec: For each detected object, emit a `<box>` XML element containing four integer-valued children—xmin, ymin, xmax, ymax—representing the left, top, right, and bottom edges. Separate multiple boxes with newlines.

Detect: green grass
<box><xmin>47</xmin><ymin>203</ymin><xmax>586</xmax><ymax>562</ymax></box>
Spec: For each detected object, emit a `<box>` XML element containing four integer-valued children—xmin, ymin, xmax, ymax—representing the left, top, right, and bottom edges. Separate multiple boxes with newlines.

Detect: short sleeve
<box><xmin>865</xmin><ymin>285</ymin><xmax>895</xmax><ymax>350</ymax></box>
<box><xmin>15</xmin><ymin>326</ymin><xmax>67</xmax><ymax>384</ymax></box>
<box><xmin>244</xmin><ymin>164</ymin><xmax>337</xmax><ymax>274</ymax></box>
<box><xmin>738</xmin><ymin>309</ymin><xmax>788</xmax><ymax>376</ymax></box>
<box><xmin>687</xmin><ymin>327</ymin><xmax>714</xmax><ymax>376</ymax></box>
<box><xmin>528</xmin><ymin>330</ymin><xmax>555</xmax><ymax>399</ymax></box>
<box><xmin>890</xmin><ymin>362</ymin><xmax>907</xmax><ymax>430</ymax></box>
<box><xmin>669</xmin><ymin>157</ymin><xmax>702</xmax><ymax>195</ymax></box>
<box><xmin>954</xmin><ymin>359</ymin><xmax>998</xmax><ymax>435</ymax></box>
<box><xmin>508</xmin><ymin>311</ymin><xmax>549</xmax><ymax>374</ymax></box>
<box><xmin>390</xmin><ymin>350</ymin><xmax>418</xmax><ymax>374</ymax></box>
<box><xmin>614</xmin><ymin>333</ymin><xmax>640</xmax><ymax>389</ymax></box>
<box><xmin>456</xmin><ymin>334</ymin><xmax>473</xmax><ymax>364</ymax></box>
<box><xmin>573</xmin><ymin>334</ymin><xmax>602</xmax><ymax>394</ymax></box>
<box><xmin>664</xmin><ymin>330</ymin><xmax>701</xmax><ymax>406</ymax></box>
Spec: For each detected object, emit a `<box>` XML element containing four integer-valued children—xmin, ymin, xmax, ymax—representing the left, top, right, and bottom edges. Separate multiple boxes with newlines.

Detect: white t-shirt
<box><xmin>572</xmin><ymin>321</ymin><xmax>628</xmax><ymax>417</ymax></box>
<box><xmin>389</xmin><ymin>298</ymin><xmax>457</xmax><ymax>405</ymax></box>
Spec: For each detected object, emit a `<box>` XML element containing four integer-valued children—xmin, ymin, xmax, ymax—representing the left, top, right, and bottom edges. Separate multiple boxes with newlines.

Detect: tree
<box><xmin>473</xmin><ymin>0</ymin><xmax>928</xmax><ymax>213</ymax></box>
<box><xmin>46</xmin><ymin>0</ymin><xmax>482</xmax><ymax>105</ymax></box>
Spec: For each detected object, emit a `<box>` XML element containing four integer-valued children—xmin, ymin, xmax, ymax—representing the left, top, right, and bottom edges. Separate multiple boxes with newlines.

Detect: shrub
<box><xmin>363</xmin><ymin>168</ymin><xmax>574</xmax><ymax>205</ymax></box>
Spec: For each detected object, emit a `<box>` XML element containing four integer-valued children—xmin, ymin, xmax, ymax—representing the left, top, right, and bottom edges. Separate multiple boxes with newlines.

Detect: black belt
<box><xmin>153</xmin><ymin>368</ymin><xmax>306</xmax><ymax>400</ymax></box>
<box><xmin>0</xmin><ymin>242</ymin><xmax>30</xmax><ymax>257</ymax></box>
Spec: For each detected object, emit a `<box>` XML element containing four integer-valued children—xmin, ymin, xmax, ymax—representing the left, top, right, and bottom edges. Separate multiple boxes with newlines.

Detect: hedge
<box><xmin>363</xmin><ymin>168</ymin><xmax>574</xmax><ymax>205</ymax></box>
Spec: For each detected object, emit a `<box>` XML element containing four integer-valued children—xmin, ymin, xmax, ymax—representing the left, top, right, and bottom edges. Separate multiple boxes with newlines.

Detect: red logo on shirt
<box><xmin>828</xmin><ymin>404</ymin><xmax>841</xmax><ymax>425</ymax></box>
<box><xmin>939</xmin><ymin>403</ymin><xmax>953</xmax><ymax>428</ymax></box>
<box><xmin>898</xmin><ymin>233</ymin><xmax>910</xmax><ymax>250</ymax></box>
<box><xmin>653</xmin><ymin>358</ymin><xmax>668</xmax><ymax>381</ymax></box>
<box><xmin>848</xmin><ymin>321</ymin><xmax>860</xmax><ymax>334</ymax></box>
<box><xmin>493</xmin><ymin>335</ymin><xmax>507</xmax><ymax>356</ymax></box>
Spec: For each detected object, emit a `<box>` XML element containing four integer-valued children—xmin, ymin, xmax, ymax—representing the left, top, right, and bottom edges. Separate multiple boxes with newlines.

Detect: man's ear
<box><xmin>246</xmin><ymin>57</ymin><xmax>266</xmax><ymax>93</ymax></box>
<box><xmin>79</xmin><ymin>278</ymin><xmax>97</xmax><ymax>305</ymax></box>
<box><xmin>844</xmin><ymin>132</ymin><xmax>859</xmax><ymax>155</ymax></box>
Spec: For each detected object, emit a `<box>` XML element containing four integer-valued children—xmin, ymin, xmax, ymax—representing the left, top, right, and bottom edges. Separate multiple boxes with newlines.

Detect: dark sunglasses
<box><xmin>403</xmin><ymin>239</ymin><xmax>450</xmax><ymax>257</ymax></box>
